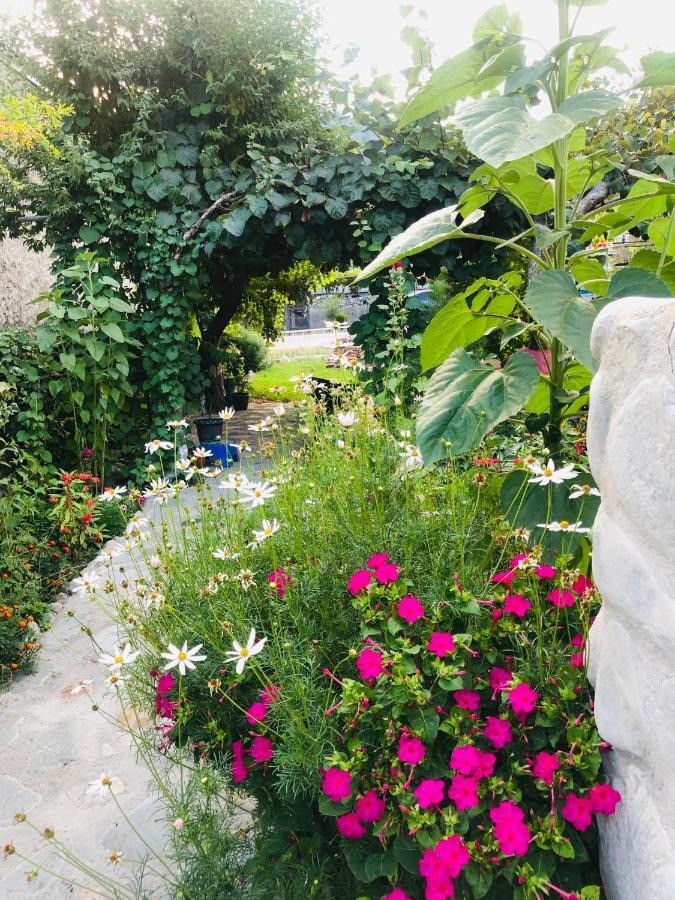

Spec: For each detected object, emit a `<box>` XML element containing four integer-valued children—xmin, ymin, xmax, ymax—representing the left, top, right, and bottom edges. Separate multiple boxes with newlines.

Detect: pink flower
<box><xmin>374</xmin><ymin>562</ymin><xmax>399</xmax><ymax>584</ymax></box>
<box><xmin>509</xmin><ymin>553</ymin><xmax>529</xmax><ymax>568</ymax></box>
<box><xmin>453</xmin><ymin>689</ymin><xmax>481</xmax><ymax>711</ymax></box>
<box><xmin>508</xmin><ymin>682</ymin><xmax>539</xmax><ymax>723</ymax></box>
<box><xmin>367</xmin><ymin>552</ymin><xmax>389</xmax><ymax>567</ymax></box>
<box><xmin>245</xmin><ymin>700</ymin><xmax>269</xmax><ymax>725</ymax></box>
<box><xmin>547</xmin><ymin>588</ymin><xmax>575</xmax><ymax>608</ymax></box>
<box><xmin>572</xmin><ymin>574</ymin><xmax>593</xmax><ymax>595</ymax></box>
<box><xmin>231</xmin><ymin>740</ymin><xmax>248</xmax><ymax>783</ymax></box>
<box><xmin>491</xmin><ymin>569</ymin><xmax>516</xmax><ymax>585</ymax></box>
<box><xmin>483</xmin><ymin>716</ymin><xmax>513</xmax><ymax>749</ymax></box>
<box><xmin>448</xmin><ymin>774</ymin><xmax>479</xmax><ymax>810</ymax></box>
<box><xmin>427</xmin><ymin>631</ymin><xmax>455</xmax><ymax>657</ymax></box>
<box><xmin>322</xmin><ymin>767</ymin><xmax>352</xmax><ymax>802</ymax></box>
<box><xmin>450</xmin><ymin>745</ymin><xmax>495</xmax><ymax>779</ymax></box>
<box><xmin>398</xmin><ymin>594</ymin><xmax>425</xmax><ymax>623</ymax></box>
<box><xmin>348</xmin><ymin>568</ymin><xmax>371</xmax><ymax>595</ymax></box>
<box><xmin>533</xmin><ymin>751</ymin><xmax>560</xmax><ymax>785</ymax></box>
<box><xmin>589</xmin><ymin>783</ymin><xmax>621</xmax><ymax>816</ymax></box>
<box><xmin>490</xmin><ymin>801</ymin><xmax>530</xmax><ymax>856</ymax></box>
<box><xmin>260</xmin><ymin>683</ymin><xmax>281</xmax><ymax>703</ymax></box>
<box><xmin>156</xmin><ymin>696</ymin><xmax>177</xmax><ymax>718</ymax></box>
<box><xmin>414</xmin><ymin>778</ymin><xmax>445</xmax><ymax>810</ymax></box>
<box><xmin>250</xmin><ymin>735</ymin><xmax>274</xmax><ymax>763</ymax></box>
<box><xmin>562</xmin><ymin>793</ymin><xmax>593</xmax><ymax>831</ymax></box>
<box><xmin>489</xmin><ymin>666</ymin><xmax>511</xmax><ymax>693</ymax></box>
<box><xmin>156</xmin><ymin>672</ymin><xmax>176</xmax><ymax>694</ymax></box>
<box><xmin>356</xmin><ymin>648</ymin><xmax>384</xmax><ymax>680</ymax></box>
<box><xmin>355</xmin><ymin>790</ymin><xmax>385</xmax><ymax>823</ymax></box>
<box><xmin>268</xmin><ymin>567</ymin><xmax>290</xmax><ymax>597</ymax></box>
<box><xmin>535</xmin><ymin>564</ymin><xmax>557</xmax><ymax>579</ymax></box>
<box><xmin>336</xmin><ymin>811</ymin><xmax>366</xmax><ymax>839</ymax></box>
<box><xmin>571</xmin><ymin>634</ymin><xmax>585</xmax><ymax>648</ymax></box>
<box><xmin>383</xmin><ymin>890</ymin><xmax>411</xmax><ymax>900</ymax></box>
<box><xmin>398</xmin><ymin>734</ymin><xmax>426</xmax><ymax>765</ymax></box>
<box><xmin>503</xmin><ymin>594</ymin><xmax>531</xmax><ymax>618</ymax></box>
<box><xmin>429</xmin><ymin>834</ymin><xmax>470</xmax><ymax>879</ymax></box>
<box><xmin>570</xmin><ymin>650</ymin><xmax>585</xmax><ymax>668</ymax></box>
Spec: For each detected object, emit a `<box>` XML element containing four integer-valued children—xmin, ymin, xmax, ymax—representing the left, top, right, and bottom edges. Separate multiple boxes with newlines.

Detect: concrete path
<box><xmin>0</xmin><ymin>406</ymin><xmax>278</xmax><ymax>898</ymax></box>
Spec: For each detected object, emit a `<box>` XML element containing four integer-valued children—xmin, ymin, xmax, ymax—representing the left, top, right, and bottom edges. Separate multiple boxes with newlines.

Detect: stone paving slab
<box><xmin>0</xmin><ymin>410</ymin><xmax>278</xmax><ymax>898</ymax></box>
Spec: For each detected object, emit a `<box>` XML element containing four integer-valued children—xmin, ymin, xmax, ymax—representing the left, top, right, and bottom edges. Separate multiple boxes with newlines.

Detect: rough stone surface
<box><xmin>587</xmin><ymin>296</ymin><xmax>675</xmax><ymax>900</ymax></box>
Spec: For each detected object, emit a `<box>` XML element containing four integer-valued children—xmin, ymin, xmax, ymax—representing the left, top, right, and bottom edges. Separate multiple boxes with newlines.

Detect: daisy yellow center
<box><xmin>264</xmin><ymin>528</ymin><xmax>272</xmax><ymax>535</ymax></box>
<box><xmin>239</xmin><ymin>648</ymin><xmax>249</xmax><ymax>657</ymax></box>
<box><xmin>102</xmin><ymin>776</ymin><xmax>111</xmax><ymax>785</ymax></box>
<box><xmin>581</xmin><ymin>485</ymin><xmax>590</xmax><ymax>493</ymax></box>
<box><xmin>178</xmin><ymin>651</ymin><xmax>187</xmax><ymax>661</ymax></box>
<box><xmin>114</xmin><ymin>655</ymin><xmax>123</xmax><ymax>664</ymax></box>
<box><xmin>110</xmin><ymin>676</ymin><xmax>119</xmax><ymax>683</ymax></box>
<box><xmin>560</xmin><ymin>520</ymin><xmax>570</xmax><ymax>528</ymax></box>
<box><xmin>543</xmin><ymin>467</ymin><xmax>553</xmax><ymax>476</ymax></box>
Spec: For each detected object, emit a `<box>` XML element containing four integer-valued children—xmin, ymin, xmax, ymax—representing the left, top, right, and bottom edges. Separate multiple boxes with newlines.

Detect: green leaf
<box><xmin>325</xmin><ymin>197</ymin><xmax>349</xmax><ymax>219</ymax></box>
<box><xmin>472</xmin><ymin>4</ymin><xmax>522</xmax><ymax>43</ymax></box>
<box><xmin>175</xmin><ymin>145</ymin><xmax>199</xmax><ymax>166</ymax></box>
<box><xmin>355</xmin><ymin>206</ymin><xmax>484</xmax><ymax>282</ymax></box>
<box><xmin>100</xmin><ymin>322</ymin><xmax>126</xmax><ymax>343</ymax></box>
<box><xmin>417</xmin><ymin>349</ymin><xmax>539</xmax><ymax>462</ymax></box>
<box><xmin>603</xmin><ymin>267</ymin><xmax>672</xmax><ymax>302</ymax></box>
<box><xmin>455</xmin><ymin>91</ymin><xmax>620</xmax><ymax>168</ymax></box>
<box><xmin>246</xmin><ymin>196</ymin><xmax>269</xmax><ymax>218</ymax></box>
<box><xmin>222</xmin><ymin>206</ymin><xmax>251</xmax><ymax>237</ymax></box>
<box><xmin>629</xmin><ymin>249</ymin><xmax>675</xmax><ymax>294</ymax></box>
<box><xmin>407</xmin><ymin>707</ymin><xmax>440</xmax><ymax>741</ymax></box>
<box><xmin>654</xmin><ymin>154</ymin><xmax>675</xmax><ymax>181</ymax></box>
<box><xmin>146</xmin><ymin>180</ymin><xmax>168</xmax><ymax>202</ymax></box>
<box><xmin>78</xmin><ymin>225</ymin><xmax>101</xmax><ymax>244</ymax></box>
<box><xmin>318</xmin><ymin>795</ymin><xmax>350</xmax><ymax>817</ymax></box>
<box><xmin>420</xmin><ymin>292</ymin><xmax>512</xmax><ymax>371</ymax></box>
<box><xmin>648</xmin><ymin>216</ymin><xmax>675</xmax><ymax>259</ymax></box>
<box><xmin>363</xmin><ymin>851</ymin><xmax>397</xmax><ymax>882</ymax></box>
<box><xmin>85</xmin><ymin>339</ymin><xmax>106</xmax><ymax>362</ymax></box>
<box><xmin>534</xmin><ymin>224</ymin><xmax>568</xmax><ymax>250</ymax></box>
<box><xmin>523</xmin><ymin>270</ymin><xmax>597</xmax><ymax>371</ymax></box>
<box><xmin>393</xmin><ymin>835</ymin><xmax>422</xmax><ymax>875</ymax></box>
<box><xmin>570</xmin><ymin>258</ymin><xmax>608</xmax><ymax>295</ymax></box>
<box><xmin>465</xmin><ymin>862</ymin><xmax>494</xmax><ymax>898</ymax></box>
<box><xmin>107</xmin><ymin>297</ymin><xmax>135</xmax><ymax>313</ymax></box>
<box><xmin>637</xmin><ymin>51</ymin><xmax>675</xmax><ymax>88</ymax></box>
<box><xmin>59</xmin><ymin>352</ymin><xmax>76</xmax><ymax>372</ymax></box>
<box><xmin>155</xmin><ymin>210</ymin><xmax>177</xmax><ymax>229</ymax></box>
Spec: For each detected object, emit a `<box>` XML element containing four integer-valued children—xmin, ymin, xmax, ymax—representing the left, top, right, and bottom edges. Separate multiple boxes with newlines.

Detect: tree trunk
<box><xmin>199</xmin><ymin>271</ymin><xmax>248</xmax><ymax>413</ymax></box>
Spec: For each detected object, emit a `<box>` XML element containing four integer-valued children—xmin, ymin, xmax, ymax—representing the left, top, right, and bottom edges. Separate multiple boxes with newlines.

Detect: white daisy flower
<box><xmin>251</xmin><ymin>519</ymin><xmax>280</xmax><ymax>544</ymax></box>
<box><xmin>70</xmin><ymin>679</ymin><xmax>93</xmax><ymax>695</ymax></box>
<box><xmin>218</xmin><ymin>408</ymin><xmax>235</xmax><ymax>421</ymax></box>
<box><xmin>192</xmin><ymin>446</ymin><xmax>213</xmax><ymax>461</ymax></box>
<box><xmin>142</xmin><ymin>478</ymin><xmax>174</xmax><ymax>504</ymax></box>
<box><xmin>160</xmin><ymin>641</ymin><xmax>207</xmax><ymax>675</ymax></box>
<box><xmin>224</xmin><ymin>628</ymin><xmax>267</xmax><ymax>674</ymax></box>
<box><xmin>99</xmin><ymin>486</ymin><xmax>127</xmax><ymax>502</ymax></box>
<box><xmin>537</xmin><ymin>520</ymin><xmax>591</xmax><ymax>533</ymax></box>
<box><xmin>528</xmin><ymin>458</ymin><xmax>577</xmax><ymax>486</ymax></box>
<box><xmin>86</xmin><ymin>773</ymin><xmax>125</xmax><ymax>800</ymax></box>
<box><xmin>400</xmin><ymin>444</ymin><xmax>424</xmax><ymax>470</ymax></box>
<box><xmin>70</xmin><ymin>572</ymin><xmax>101</xmax><ymax>595</ymax></box>
<box><xmin>166</xmin><ymin>419</ymin><xmax>188</xmax><ymax>429</ymax></box>
<box><xmin>144</xmin><ymin>591</ymin><xmax>165</xmax><ymax>611</ymax></box>
<box><xmin>104</xmin><ymin>672</ymin><xmax>126</xmax><ymax>694</ymax></box>
<box><xmin>175</xmin><ymin>459</ymin><xmax>195</xmax><ymax>479</ymax></box>
<box><xmin>238</xmin><ymin>440</ymin><xmax>252</xmax><ymax>453</ymax></box>
<box><xmin>96</xmin><ymin>545</ymin><xmax>124</xmax><ymax>564</ymax></box>
<box><xmin>219</xmin><ymin>472</ymin><xmax>250</xmax><ymax>491</ymax></box>
<box><xmin>569</xmin><ymin>484</ymin><xmax>601</xmax><ymax>500</ymax></box>
<box><xmin>145</xmin><ymin>439</ymin><xmax>173</xmax><ymax>454</ymax></box>
<box><xmin>238</xmin><ymin>569</ymin><xmax>256</xmax><ymax>591</ymax></box>
<box><xmin>124</xmin><ymin>513</ymin><xmax>149</xmax><ymax>536</ymax></box>
<box><xmin>337</xmin><ymin>411</ymin><xmax>356</xmax><ymax>427</ymax></box>
<box><xmin>273</xmin><ymin>404</ymin><xmax>286</xmax><ymax>417</ymax></box>
<box><xmin>239</xmin><ymin>481</ymin><xmax>277</xmax><ymax>509</ymax></box>
<box><xmin>248</xmin><ymin>421</ymin><xmax>270</xmax><ymax>433</ymax></box>
<box><xmin>213</xmin><ymin>547</ymin><xmax>241</xmax><ymax>561</ymax></box>
<box><xmin>98</xmin><ymin>643</ymin><xmax>140</xmax><ymax>672</ymax></box>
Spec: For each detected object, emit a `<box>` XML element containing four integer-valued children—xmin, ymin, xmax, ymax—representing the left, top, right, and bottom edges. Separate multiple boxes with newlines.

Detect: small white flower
<box><xmin>300</xmin><ymin>426</ymin><xmax>311</xmax><ymax>435</ymax></box>
<box><xmin>400</xmin><ymin>444</ymin><xmax>424</xmax><ymax>470</ymax></box>
<box><xmin>98</xmin><ymin>643</ymin><xmax>140</xmax><ymax>672</ymax></box>
<box><xmin>142</xmin><ymin>477</ymin><xmax>175</xmax><ymax>504</ymax></box>
<box><xmin>213</xmin><ymin>546</ymin><xmax>241</xmax><ymax>561</ymax></box>
<box><xmin>400</xmin><ymin>429</ymin><xmax>412</xmax><ymax>439</ymax></box>
<box><xmin>145</xmin><ymin>439</ymin><xmax>173</xmax><ymax>454</ymax></box>
<box><xmin>569</xmin><ymin>484</ymin><xmax>601</xmax><ymax>500</ymax></box>
<box><xmin>124</xmin><ymin>513</ymin><xmax>149</xmax><ymax>536</ymax></box>
<box><xmin>104</xmin><ymin>672</ymin><xmax>126</xmax><ymax>694</ymax></box>
<box><xmin>393</xmin><ymin>396</ymin><xmax>402</xmax><ymax>407</ymax></box>
<box><xmin>273</xmin><ymin>404</ymin><xmax>286</xmax><ymax>417</ymax></box>
<box><xmin>192</xmin><ymin>446</ymin><xmax>213</xmax><ymax>461</ymax></box>
<box><xmin>528</xmin><ymin>458</ymin><xmax>577</xmax><ymax>486</ymax></box>
<box><xmin>175</xmin><ymin>459</ymin><xmax>195</xmax><ymax>479</ymax></box>
<box><xmin>99</xmin><ymin>486</ymin><xmax>127</xmax><ymax>502</ymax></box>
<box><xmin>240</xmin><ymin>481</ymin><xmax>277</xmax><ymax>508</ymax></box>
<box><xmin>149</xmin><ymin>555</ymin><xmax>162</xmax><ymax>568</ymax></box>
<box><xmin>144</xmin><ymin>591</ymin><xmax>165</xmax><ymax>611</ymax></box>
<box><xmin>336</xmin><ymin>439</ymin><xmax>345</xmax><ymax>449</ymax></box>
<box><xmin>167</xmin><ymin>419</ymin><xmax>188</xmax><ymax>429</ymax></box>
<box><xmin>218</xmin><ymin>407</ymin><xmax>235</xmax><ymax>421</ymax></box>
<box><xmin>224</xmin><ymin>628</ymin><xmax>267</xmax><ymax>674</ymax></box>
<box><xmin>86</xmin><ymin>773</ymin><xmax>125</xmax><ymax>800</ymax></box>
<box><xmin>337</xmin><ymin>411</ymin><xmax>356</xmax><ymax>427</ymax></box>
<box><xmin>537</xmin><ymin>520</ymin><xmax>591</xmax><ymax>533</ymax></box>
<box><xmin>219</xmin><ymin>471</ymin><xmax>250</xmax><ymax>491</ymax></box>
<box><xmin>160</xmin><ymin>641</ymin><xmax>207</xmax><ymax>675</ymax></box>
<box><xmin>251</xmin><ymin>519</ymin><xmax>280</xmax><ymax>544</ymax></box>
<box><xmin>248</xmin><ymin>421</ymin><xmax>270</xmax><ymax>433</ymax></box>
<box><xmin>96</xmin><ymin>545</ymin><xmax>124</xmax><ymax>563</ymax></box>
<box><xmin>238</xmin><ymin>569</ymin><xmax>256</xmax><ymax>591</ymax></box>
<box><xmin>70</xmin><ymin>679</ymin><xmax>93</xmax><ymax>695</ymax></box>
<box><xmin>70</xmin><ymin>572</ymin><xmax>101</xmax><ymax>595</ymax></box>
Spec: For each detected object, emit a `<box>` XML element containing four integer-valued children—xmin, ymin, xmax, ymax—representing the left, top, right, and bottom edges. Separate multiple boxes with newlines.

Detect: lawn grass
<box><xmin>250</xmin><ymin>359</ymin><xmax>358</xmax><ymax>401</ymax></box>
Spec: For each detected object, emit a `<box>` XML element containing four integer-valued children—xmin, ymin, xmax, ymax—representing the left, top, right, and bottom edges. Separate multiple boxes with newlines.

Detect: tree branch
<box><xmin>576</xmin><ymin>180</ymin><xmax>610</xmax><ymax>217</ymax></box>
<box><xmin>174</xmin><ymin>191</ymin><xmax>241</xmax><ymax>260</ymax></box>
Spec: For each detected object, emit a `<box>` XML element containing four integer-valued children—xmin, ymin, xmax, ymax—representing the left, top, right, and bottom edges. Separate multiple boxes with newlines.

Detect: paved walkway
<box><xmin>0</xmin><ymin>405</ymin><xmax>278</xmax><ymax>898</ymax></box>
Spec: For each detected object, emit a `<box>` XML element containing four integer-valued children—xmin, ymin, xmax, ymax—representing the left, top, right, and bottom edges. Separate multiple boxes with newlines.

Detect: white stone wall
<box><xmin>587</xmin><ymin>296</ymin><xmax>675</xmax><ymax>899</ymax></box>
<box><xmin>0</xmin><ymin>238</ymin><xmax>52</xmax><ymax>328</ymax></box>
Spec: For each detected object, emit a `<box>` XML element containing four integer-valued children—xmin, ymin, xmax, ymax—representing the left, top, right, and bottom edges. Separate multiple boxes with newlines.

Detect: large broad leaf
<box><xmin>637</xmin><ymin>51</ymin><xmax>675</xmax><ymax>88</ymax></box>
<box><xmin>570</xmin><ymin>258</ymin><xmax>608</xmax><ymax>295</ymax></box>
<box><xmin>455</xmin><ymin>91</ymin><xmax>620</xmax><ymax>168</ymax></box>
<box><xmin>648</xmin><ymin>216</ymin><xmax>675</xmax><ymax>259</ymax></box>
<box><xmin>629</xmin><ymin>249</ymin><xmax>675</xmax><ymax>294</ymax></box>
<box><xmin>417</xmin><ymin>349</ymin><xmax>539</xmax><ymax>462</ymax></box>
<box><xmin>355</xmin><ymin>207</ymin><xmax>484</xmax><ymax>282</ymax></box>
<box><xmin>420</xmin><ymin>293</ymin><xmax>513</xmax><ymax>371</ymax></box>
<box><xmin>523</xmin><ymin>270</ymin><xmax>597</xmax><ymax>372</ymax></box>
<box><xmin>472</xmin><ymin>4</ymin><xmax>522</xmax><ymax>43</ymax></box>
<box><xmin>602</xmin><ymin>267</ymin><xmax>672</xmax><ymax>302</ymax></box>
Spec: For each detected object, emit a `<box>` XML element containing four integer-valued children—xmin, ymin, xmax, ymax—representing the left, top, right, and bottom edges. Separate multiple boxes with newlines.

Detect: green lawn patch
<box><xmin>250</xmin><ymin>359</ymin><xmax>357</xmax><ymax>401</ymax></box>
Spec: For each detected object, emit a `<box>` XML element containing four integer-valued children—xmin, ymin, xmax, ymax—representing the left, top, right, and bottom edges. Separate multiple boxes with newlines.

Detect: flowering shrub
<box><xmin>321</xmin><ymin>555</ymin><xmax>617</xmax><ymax>898</ymax></box>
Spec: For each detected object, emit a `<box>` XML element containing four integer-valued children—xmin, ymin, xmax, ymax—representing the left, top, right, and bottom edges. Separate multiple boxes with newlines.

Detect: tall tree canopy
<box><xmin>0</xmin><ymin>0</ymin><xmax>517</xmax><ymax>435</ymax></box>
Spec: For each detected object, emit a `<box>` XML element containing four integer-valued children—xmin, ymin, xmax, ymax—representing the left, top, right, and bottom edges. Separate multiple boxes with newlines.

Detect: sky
<box><xmin>320</xmin><ymin>0</ymin><xmax>674</xmax><ymax>87</ymax></box>
<box><xmin>2</xmin><ymin>0</ymin><xmax>673</xmax><ymax>85</ymax></box>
